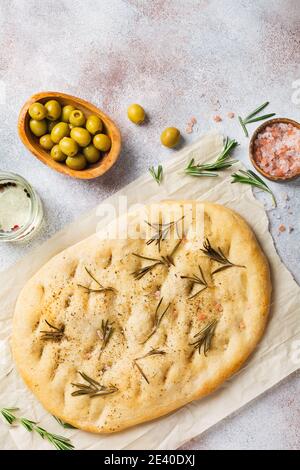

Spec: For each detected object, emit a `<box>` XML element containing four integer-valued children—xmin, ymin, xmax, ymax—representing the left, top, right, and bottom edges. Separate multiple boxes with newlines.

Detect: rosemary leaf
<box><xmin>149</xmin><ymin>165</ymin><xmax>163</xmax><ymax>185</ymax></box>
<box><xmin>146</xmin><ymin>216</ymin><xmax>184</xmax><ymax>252</ymax></box>
<box><xmin>97</xmin><ymin>319</ymin><xmax>114</xmax><ymax>359</ymax></box>
<box><xmin>53</xmin><ymin>416</ymin><xmax>76</xmax><ymax>429</ymax></box>
<box><xmin>132</xmin><ymin>240</ymin><xmax>182</xmax><ymax>280</ymax></box>
<box><xmin>40</xmin><ymin>320</ymin><xmax>64</xmax><ymax>341</ymax></box>
<box><xmin>181</xmin><ymin>265</ymin><xmax>210</xmax><ymax>299</ymax></box>
<box><xmin>71</xmin><ymin>371</ymin><xmax>118</xmax><ymax>398</ymax></box>
<box><xmin>0</xmin><ymin>407</ymin><xmax>19</xmax><ymax>425</ymax></box>
<box><xmin>78</xmin><ymin>266</ymin><xmax>116</xmax><ymax>294</ymax></box>
<box><xmin>190</xmin><ymin>320</ymin><xmax>218</xmax><ymax>356</ymax></box>
<box><xmin>141</xmin><ymin>298</ymin><xmax>171</xmax><ymax>344</ymax></box>
<box><xmin>0</xmin><ymin>408</ymin><xmax>74</xmax><ymax>450</ymax></box>
<box><xmin>201</xmin><ymin>238</ymin><xmax>245</xmax><ymax>274</ymax></box>
<box><xmin>238</xmin><ymin>101</ymin><xmax>276</xmax><ymax>137</ymax></box>
<box><xmin>184</xmin><ymin>138</ymin><xmax>238</xmax><ymax>177</ymax></box>
<box><xmin>133</xmin><ymin>349</ymin><xmax>166</xmax><ymax>384</ymax></box>
<box><xmin>231</xmin><ymin>169</ymin><xmax>277</xmax><ymax>207</ymax></box>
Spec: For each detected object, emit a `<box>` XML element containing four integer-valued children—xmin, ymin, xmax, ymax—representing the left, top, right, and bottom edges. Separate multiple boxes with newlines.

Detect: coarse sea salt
<box><xmin>253</xmin><ymin>123</ymin><xmax>300</xmax><ymax>178</ymax></box>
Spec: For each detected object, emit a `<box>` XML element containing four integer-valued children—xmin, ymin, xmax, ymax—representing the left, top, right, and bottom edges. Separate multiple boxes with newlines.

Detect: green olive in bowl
<box><xmin>40</xmin><ymin>134</ymin><xmax>54</xmax><ymax>150</ymax></box>
<box><xmin>59</xmin><ymin>137</ymin><xmax>79</xmax><ymax>157</ymax></box>
<box><xmin>69</xmin><ymin>110</ymin><xmax>86</xmax><ymax>127</ymax></box>
<box><xmin>86</xmin><ymin>115</ymin><xmax>103</xmax><ymax>134</ymax></box>
<box><xmin>29</xmin><ymin>102</ymin><xmax>47</xmax><ymax>121</ymax></box>
<box><xmin>61</xmin><ymin>105</ymin><xmax>75</xmax><ymax>123</ymax></box>
<box><xmin>51</xmin><ymin>122</ymin><xmax>70</xmax><ymax>143</ymax></box>
<box><xmin>93</xmin><ymin>133</ymin><xmax>111</xmax><ymax>152</ymax></box>
<box><xmin>70</xmin><ymin>127</ymin><xmax>91</xmax><ymax>147</ymax></box>
<box><xmin>29</xmin><ymin>119</ymin><xmax>48</xmax><ymax>137</ymax></box>
<box><xmin>45</xmin><ymin>100</ymin><xmax>62</xmax><ymax>121</ymax></box>
<box><xmin>51</xmin><ymin>144</ymin><xmax>67</xmax><ymax>162</ymax></box>
<box><xmin>83</xmin><ymin>144</ymin><xmax>101</xmax><ymax>163</ymax></box>
<box><xmin>66</xmin><ymin>154</ymin><xmax>87</xmax><ymax>170</ymax></box>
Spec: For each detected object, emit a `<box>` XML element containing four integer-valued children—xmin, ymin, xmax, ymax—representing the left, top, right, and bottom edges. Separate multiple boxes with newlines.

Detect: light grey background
<box><xmin>0</xmin><ymin>0</ymin><xmax>299</xmax><ymax>450</ymax></box>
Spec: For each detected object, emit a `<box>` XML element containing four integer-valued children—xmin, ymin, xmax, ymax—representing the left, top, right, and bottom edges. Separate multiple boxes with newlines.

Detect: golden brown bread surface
<box><xmin>12</xmin><ymin>201</ymin><xmax>271</xmax><ymax>433</ymax></box>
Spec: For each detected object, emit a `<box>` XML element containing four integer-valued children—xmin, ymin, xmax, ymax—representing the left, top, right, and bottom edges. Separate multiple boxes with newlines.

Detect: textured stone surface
<box><xmin>0</xmin><ymin>0</ymin><xmax>299</xmax><ymax>450</ymax></box>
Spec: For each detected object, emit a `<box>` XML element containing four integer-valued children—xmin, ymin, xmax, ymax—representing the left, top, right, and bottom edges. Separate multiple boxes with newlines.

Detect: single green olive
<box><xmin>127</xmin><ymin>103</ymin><xmax>145</xmax><ymax>124</ymax></box>
<box><xmin>29</xmin><ymin>102</ymin><xmax>47</xmax><ymax>121</ymax></box>
<box><xmin>51</xmin><ymin>144</ymin><xmax>67</xmax><ymax>162</ymax></box>
<box><xmin>83</xmin><ymin>144</ymin><xmax>101</xmax><ymax>163</ymax></box>
<box><xmin>48</xmin><ymin>120</ymin><xmax>59</xmax><ymax>132</ymax></box>
<box><xmin>39</xmin><ymin>134</ymin><xmax>54</xmax><ymax>150</ymax></box>
<box><xmin>61</xmin><ymin>105</ymin><xmax>75</xmax><ymax>123</ymax></box>
<box><xmin>65</xmin><ymin>154</ymin><xmax>87</xmax><ymax>171</ymax></box>
<box><xmin>45</xmin><ymin>100</ymin><xmax>62</xmax><ymax>121</ymax></box>
<box><xmin>29</xmin><ymin>119</ymin><xmax>48</xmax><ymax>137</ymax></box>
<box><xmin>160</xmin><ymin>127</ymin><xmax>180</xmax><ymax>148</ymax></box>
<box><xmin>93</xmin><ymin>133</ymin><xmax>111</xmax><ymax>152</ymax></box>
<box><xmin>59</xmin><ymin>137</ymin><xmax>79</xmax><ymax>157</ymax></box>
<box><xmin>70</xmin><ymin>127</ymin><xmax>91</xmax><ymax>147</ymax></box>
<box><xmin>50</xmin><ymin>122</ymin><xmax>70</xmax><ymax>143</ymax></box>
<box><xmin>86</xmin><ymin>115</ymin><xmax>103</xmax><ymax>135</ymax></box>
<box><xmin>69</xmin><ymin>109</ymin><xmax>86</xmax><ymax>127</ymax></box>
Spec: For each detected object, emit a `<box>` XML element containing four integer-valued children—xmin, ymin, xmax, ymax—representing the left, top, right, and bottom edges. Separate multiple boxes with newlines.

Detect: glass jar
<box><xmin>0</xmin><ymin>172</ymin><xmax>43</xmax><ymax>242</ymax></box>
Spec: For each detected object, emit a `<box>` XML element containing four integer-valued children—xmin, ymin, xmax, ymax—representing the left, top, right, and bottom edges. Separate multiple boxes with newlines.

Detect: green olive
<box><xmin>70</xmin><ymin>127</ymin><xmax>91</xmax><ymax>147</ymax></box>
<box><xmin>86</xmin><ymin>115</ymin><xmax>103</xmax><ymax>135</ymax></box>
<box><xmin>69</xmin><ymin>109</ymin><xmax>86</xmax><ymax>127</ymax></box>
<box><xmin>51</xmin><ymin>122</ymin><xmax>70</xmax><ymax>143</ymax></box>
<box><xmin>59</xmin><ymin>137</ymin><xmax>79</xmax><ymax>157</ymax></box>
<box><xmin>29</xmin><ymin>119</ymin><xmax>48</xmax><ymax>137</ymax></box>
<box><xmin>83</xmin><ymin>144</ymin><xmax>101</xmax><ymax>163</ymax></box>
<box><xmin>93</xmin><ymin>133</ymin><xmax>111</xmax><ymax>152</ymax></box>
<box><xmin>39</xmin><ymin>134</ymin><xmax>54</xmax><ymax>150</ymax></box>
<box><xmin>61</xmin><ymin>105</ymin><xmax>75</xmax><ymax>123</ymax></box>
<box><xmin>48</xmin><ymin>120</ymin><xmax>59</xmax><ymax>132</ymax></box>
<box><xmin>45</xmin><ymin>100</ymin><xmax>62</xmax><ymax>121</ymax></box>
<box><xmin>127</xmin><ymin>103</ymin><xmax>145</xmax><ymax>124</ymax></box>
<box><xmin>51</xmin><ymin>144</ymin><xmax>67</xmax><ymax>162</ymax></box>
<box><xmin>66</xmin><ymin>154</ymin><xmax>87</xmax><ymax>171</ymax></box>
<box><xmin>29</xmin><ymin>102</ymin><xmax>47</xmax><ymax>121</ymax></box>
<box><xmin>160</xmin><ymin>127</ymin><xmax>180</xmax><ymax>148</ymax></box>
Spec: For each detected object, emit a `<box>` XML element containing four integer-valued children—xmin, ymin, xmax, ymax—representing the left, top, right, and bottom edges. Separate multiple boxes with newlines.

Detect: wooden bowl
<box><xmin>18</xmin><ymin>91</ymin><xmax>121</xmax><ymax>180</ymax></box>
<box><xmin>249</xmin><ymin>117</ymin><xmax>300</xmax><ymax>182</ymax></box>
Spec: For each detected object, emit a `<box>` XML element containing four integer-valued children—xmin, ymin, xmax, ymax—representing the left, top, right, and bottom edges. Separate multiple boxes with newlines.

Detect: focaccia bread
<box><xmin>12</xmin><ymin>201</ymin><xmax>271</xmax><ymax>433</ymax></box>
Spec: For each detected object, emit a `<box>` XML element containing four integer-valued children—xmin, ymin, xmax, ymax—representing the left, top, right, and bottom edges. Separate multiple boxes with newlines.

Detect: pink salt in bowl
<box><xmin>249</xmin><ymin>118</ymin><xmax>300</xmax><ymax>181</ymax></box>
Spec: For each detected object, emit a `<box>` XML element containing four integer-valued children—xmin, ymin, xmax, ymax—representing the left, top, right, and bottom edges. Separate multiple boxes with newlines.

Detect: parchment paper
<box><xmin>0</xmin><ymin>132</ymin><xmax>299</xmax><ymax>450</ymax></box>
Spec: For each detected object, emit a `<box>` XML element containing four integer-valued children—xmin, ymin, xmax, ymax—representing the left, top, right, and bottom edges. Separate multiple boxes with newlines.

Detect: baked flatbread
<box><xmin>12</xmin><ymin>201</ymin><xmax>271</xmax><ymax>433</ymax></box>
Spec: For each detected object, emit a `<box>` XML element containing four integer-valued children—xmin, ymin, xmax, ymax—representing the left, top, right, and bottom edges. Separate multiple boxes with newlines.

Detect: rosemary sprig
<box><xmin>146</xmin><ymin>215</ymin><xmax>184</xmax><ymax>251</ymax></box>
<box><xmin>231</xmin><ymin>169</ymin><xmax>277</xmax><ymax>207</ymax></box>
<box><xmin>141</xmin><ymin>298</ymin><xmax>171</xmax><ymax>344</ymax></box>
<box><xmin>190</xmin><ymin>320</ymin><xmax>218</xmax><ymax>356</ymax></box>
<box><xmin>0</xmin><ymin>407</ymin><xmax>18</xmax><ymax>425</ymax></box>
<box><xmin>201</xmin><ymin>238</ymin><xmax>245</xmax><ymax>274</ymax></box>
<box><xmin>40</xmin><ymin>320</ymin><xmax>64</xmax><ymax>341</ymax></box>
<box><xmin>184</xmin><ymin>137</ymin><xmax>238</xmax><ymax>177</ymax></box>
<box><xmin>149</xmin><ymin>165</ymin><xmax>163</xmax><ymax>185</ymax></box>
<box><xmin>132</xmin><ymin>239</ymin><xmax>182</xmax><ymax>280</ymax></box>
<box><xmin>97</xmin><ymin>319</ymin><xmax>114</xmax><ymax>359</ymax></box>
<box><xmin>238</xmin><ymin>102</ymin><xmax>276</xmax><ymax>137</ymax></box>
<box><xmin>71</xmin><ymin>371</ymin><xmax>118</xmax><ymax>398</ymax></box>
<box><xmin>181</xmin><ymin>265</ymin><xmax>210</xmax><ymax>299</ymax></box>
<box><xmin>53</xmin><ymin>416</ymin><xmax>76</xmax><ymax>429</ymax></box>
<box><xmin>0</xmin><ymin>408</ymin><xmax>74</xmax><ymax>450</ymax></box>
<box><xmin>78</xmin><ymin>267</ymin><xmax>116</xmax><ymax>294</ymax></box>
<box><xmin>133</xmin><ymin>349</ymin><xmax>166</xmax><ymax>384</ymax></box>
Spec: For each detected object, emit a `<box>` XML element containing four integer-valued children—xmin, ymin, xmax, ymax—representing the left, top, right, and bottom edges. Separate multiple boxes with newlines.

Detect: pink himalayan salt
<box><xmin>253</xmin><ymin>122</ymin><xmax>300</xmax><ymax>178</ymax></box>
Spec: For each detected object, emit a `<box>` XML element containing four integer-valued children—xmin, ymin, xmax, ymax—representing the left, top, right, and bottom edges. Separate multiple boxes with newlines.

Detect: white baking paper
<box><xmin>0</xmin><ymin>132</ymin><xmax>299</xmax><ymax>450</ymax></box>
